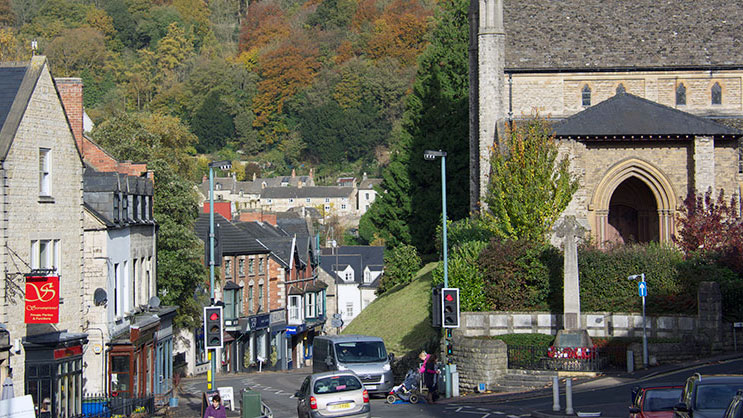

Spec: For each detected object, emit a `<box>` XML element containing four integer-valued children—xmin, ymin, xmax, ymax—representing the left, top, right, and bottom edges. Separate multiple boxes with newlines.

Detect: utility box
<box><xmin>241</xmin><ymin>388</ymin><xmax>262</xmax><ymax>418</ymax></box>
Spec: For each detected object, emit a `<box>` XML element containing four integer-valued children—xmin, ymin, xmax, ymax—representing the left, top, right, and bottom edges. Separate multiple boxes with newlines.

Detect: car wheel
<box><xmin>386</xmin><ymin>394</ymin><xmax>397</xmax><ymax>404</ymax></box>
<box><xmin>409</xmin><ymin>394</ymin><xmax>419</xmax><ymax>404</ymax></box>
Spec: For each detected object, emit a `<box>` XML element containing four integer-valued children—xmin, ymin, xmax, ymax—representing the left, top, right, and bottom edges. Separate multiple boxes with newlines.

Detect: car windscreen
<box><xmin>644</xmin><ymin>388</ymin><xmax>682</xmax><ymax>411</ymax></box>
<box><xmin>335</xmin><ymin>341</ymin><xmax>387</xmax><ymax>363</ymax></box>
<box><xmin>695</xmin><ymin>384</ymin><xmax>743</xmax><ymax>410</ymax></box>
<box><xmin>314</xmin><ymin>375</ymin><xmax>363</xmax><ymax>394</ymax></box>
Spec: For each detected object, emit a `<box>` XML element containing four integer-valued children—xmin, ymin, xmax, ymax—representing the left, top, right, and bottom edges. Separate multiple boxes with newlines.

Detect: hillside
<box><xmin>341</xmin><ymin>262</ymin><xmax>439</xmax><ymax>357</ymax></box>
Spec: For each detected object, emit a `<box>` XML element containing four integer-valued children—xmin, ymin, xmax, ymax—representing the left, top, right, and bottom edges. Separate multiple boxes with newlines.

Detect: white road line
<box><xmin>456</xmin><ymin>407</ymin><xmax>464</xmax><ymax>412</ymax></box>
<box><xmin>482</xmin><ymin>414</ymin><xmax>490</xmax><ymax>418</ymax></box>
<box><xmin>275</xmin><ymin>391</ymin><xmax>283</xmax><ymax>394</ymax></box>
<box><xmin>508</xmin><ymin>415</ymin><xmax>520</xmax><ymax>418</ymax></box>
<box><xmin>492</xmin><ymin>412</ymin><xmax>505</xmax><ymax>415</ymax></box>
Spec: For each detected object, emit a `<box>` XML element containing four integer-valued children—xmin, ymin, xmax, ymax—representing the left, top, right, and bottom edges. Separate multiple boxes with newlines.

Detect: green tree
<box><xmin>483</xmin><ymin>118</ymin><xmax>578</xmax><ymax>243</ymax></box>
<box><xmin>191</xmin><ymin>90</ymin><xmax>235</xmax><ymax>153</ymax></box>
<box><xmin>377</xmin><ymin>244</ymin><xmax>420</xmax><ymax>295</ymax></box>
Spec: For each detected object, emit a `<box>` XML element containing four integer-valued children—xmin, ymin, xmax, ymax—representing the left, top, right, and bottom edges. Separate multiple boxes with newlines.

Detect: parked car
<box><xmin>295</xmin><ymin>370</ymin><xmax>371</xmax><ymax>418</ymax></box>
<box><xmin>723</xmin><ymin>390</ymin><xmax>743</xmax><ymax>418</ymax></box>
<box><xmin>629</xmin><ymin>385</ymin><xmax>683</xmax><ymax>418</ymax></box>
<box><xmin>674</xmin><ymin>374</ymin><xmax>743</xmax><ymax>418</ymax></box>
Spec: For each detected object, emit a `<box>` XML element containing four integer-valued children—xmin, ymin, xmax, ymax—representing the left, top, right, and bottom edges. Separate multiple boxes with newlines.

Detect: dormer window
<box><xmin>345</xmin><ymin>272</ymin><xmax>352</xmax><ymax>281</ymax></box>
<box><xmin>113</xmin><ymin>194</ymin><xmax>120</xmax><ymax>222</ymax></box>
<box><xmin>581</xmin><ymin>84</ymin><xmax>591</xmax><ymax>107</ymax></box>
<box><xmin>122</xmin><ymin>193</ymin><xmax>129</xmax><ymax>221</ymax></box>
<box><xmin>133</xmin><ymin>195</ymin><xmax>139</xmax><ymax>221</ymax></box>
<box><xmin>676</xmin><ymin>83</ymin><xmax>686</xmax><ymax>106</ymax></box>
<box><xmin>712</xmin><ymin>82</ymin><xmax>722</xmax><ymax>105</ymax></box>
<box><xmin>215</xmin><ymin>183</ymin><xmax>222</xmax><ymax>190</ymax></box>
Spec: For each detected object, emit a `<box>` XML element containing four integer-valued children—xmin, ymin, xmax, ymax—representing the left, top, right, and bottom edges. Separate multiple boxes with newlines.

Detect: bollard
<box><xmin>565</xmin><ymin>378</ymin><xmax>574</xmax><ymax>415</ymax></box>
<box><xmin>627</xmin><ymin>350</ymin><xmax>634</xmax><ymax>374</ymax></box>
<box><xmin>552</xmin><ymin>376</ymin><xmax>560</xmax><ymax>412</ymax></box>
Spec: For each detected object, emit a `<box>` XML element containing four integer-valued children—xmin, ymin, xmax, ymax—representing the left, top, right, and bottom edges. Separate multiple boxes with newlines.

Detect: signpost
<box><xmin>628</xmin><ymin>274</ymin><xmax>648</xmax><ymax>368</ymax></box>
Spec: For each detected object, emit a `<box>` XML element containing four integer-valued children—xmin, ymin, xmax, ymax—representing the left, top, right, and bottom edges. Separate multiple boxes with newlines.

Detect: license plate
<box><xmin>329</xmin><ymin>403</ymin><xmax>351</xmax><ymax>410</ymax></box>
<box><xmin>365</xmin><ymin>385</ymin><xmax>377</xmax><ymax>390</ymax></box>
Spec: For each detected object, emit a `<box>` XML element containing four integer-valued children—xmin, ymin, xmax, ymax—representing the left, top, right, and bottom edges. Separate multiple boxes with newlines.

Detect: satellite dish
<box><xmin>148</xmin><ymin>296</ymin><xmax>161</xmax><ymax>309</ymax></box>
<box><xmin>93</xmin><ymin>288</ymin><xmax>107</xmax><ymax>306</ymax></box>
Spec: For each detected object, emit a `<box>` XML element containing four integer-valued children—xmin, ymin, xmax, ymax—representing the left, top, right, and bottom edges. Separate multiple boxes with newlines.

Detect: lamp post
<box><xmin>423</xmin><ymin>150</ymin><xmax>448</xmax><ymax>287</ymax></box>
<box><xmin>424</xmin><ymin>149</ymin><xmax>450</xmax><ymax>397</ymax></box>
<box><xmin>208</xmin><ymin>160</ymin><xmax>231</xmax><ymax>390</ymax></box>
<box><xmin>628</xmin><ymin>273</ymin><xmax>648</xmax><ymax>368</ymax></box>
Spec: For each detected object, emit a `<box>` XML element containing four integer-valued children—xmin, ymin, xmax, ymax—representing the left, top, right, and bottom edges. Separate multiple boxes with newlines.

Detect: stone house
<box><xmin>197</xmin><ymin>170</ymin><xmax>315</xmax><ymax>213</ymax></box>
<box><xmin>470</xmin><ymin>0</ymin><xmax>743</xmax><ymax>246</ymax></box>
<box><xmin>357</xmin><ymin>173</ymin><xmax>382</xmax><ymax>216</ymax></box>
<box><xmin>261</xmin><ymin>186</ymin><xmax>356</xmax><ymax>217</ymax></box>
<box><xmin>318</xmin><ymin>246</ymin><xmax>383</xmax><ymax>334</ymax></box>
<box><xmin>0</xmin><ymin>56</ymin><xmax>87</xmax><ymax>416</ymax></box>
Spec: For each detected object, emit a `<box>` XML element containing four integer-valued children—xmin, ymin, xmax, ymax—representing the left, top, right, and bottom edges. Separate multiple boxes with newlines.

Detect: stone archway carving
<box><xmin>589</xmin><ymin>158</ymin><xmax>677</xmax><ymax>246</ymax></box>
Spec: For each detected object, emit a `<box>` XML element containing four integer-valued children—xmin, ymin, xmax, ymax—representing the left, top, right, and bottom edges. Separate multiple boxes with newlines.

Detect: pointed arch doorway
<box><xmin>590</xmin><ymin>159</ymin><xmax>677</xmax><ymax>247</ymax></box>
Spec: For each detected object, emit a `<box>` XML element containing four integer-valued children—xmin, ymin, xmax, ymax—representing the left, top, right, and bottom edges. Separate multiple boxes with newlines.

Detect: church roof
<box><xmin>504</xmin><ymin>0</ymin><xmax>743</xmax><ymax>70</ymax></box>
<box><xmin>553</xmin><ymin>93</ymin><xmax>743</xmax><ymax>139</ymax></box>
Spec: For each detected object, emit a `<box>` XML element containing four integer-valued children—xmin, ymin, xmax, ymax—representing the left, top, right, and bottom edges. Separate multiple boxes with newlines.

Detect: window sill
<box><xmin>38</xmin><ymin>195</ymin><xmax>55</xmax><ymax>204</ymax></box>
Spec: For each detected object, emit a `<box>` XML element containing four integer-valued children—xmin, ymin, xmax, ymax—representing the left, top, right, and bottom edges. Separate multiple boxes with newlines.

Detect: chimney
<box><xmin>252</xmin><ymin>172</ymin><xmax>257</xmax><ymax>181</ymax></box>
<box><xmin>291</xmin><ymin>168</ymin><xmax>296</xmax><ymax>178</ymax></box>
<box><xmin>309</xmin><ymin>168</ymin><xmax>314</xmax><ymax>179</ymax></box>
<box><xmin>55</xmin><ymin>78</ymin><xmax>84</xmax><ymax>152</ymax></box>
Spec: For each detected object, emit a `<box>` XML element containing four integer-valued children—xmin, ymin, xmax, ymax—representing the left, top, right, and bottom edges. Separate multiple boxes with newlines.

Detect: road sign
<box><xmin>638</xmin><ymin>281</ymin><xmax>647</xmax><ymax>297</ymax></box>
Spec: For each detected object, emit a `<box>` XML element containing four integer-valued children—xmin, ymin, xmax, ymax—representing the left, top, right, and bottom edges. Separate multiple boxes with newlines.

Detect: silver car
<box><xmin>296</xmin><ymin>371</ymin><xmax>371</xmax><ymax>418</ymax></box>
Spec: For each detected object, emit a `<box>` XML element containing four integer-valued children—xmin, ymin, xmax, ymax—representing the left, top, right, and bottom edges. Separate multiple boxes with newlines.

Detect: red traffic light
<box><xmin>445</xmin><ymin>294</ymin><xmax>454</xmax><ymax>302</ymax></box>
<box><xmin>209</xmin><ymin>312</ymin><xmax>219</xmax><ymax>321</ymax></box>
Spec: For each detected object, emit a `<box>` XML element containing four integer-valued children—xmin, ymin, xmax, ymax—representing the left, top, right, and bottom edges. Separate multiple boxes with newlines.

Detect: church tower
<box><xmin>469</xmin><ymin>0</ymin><xmax>505</xmax><ymax>213</ymax></box>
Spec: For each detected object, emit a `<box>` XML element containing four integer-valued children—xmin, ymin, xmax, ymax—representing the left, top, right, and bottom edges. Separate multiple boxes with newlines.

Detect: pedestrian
<box><xmin>418</xmin><ymin>350</ymin><xmax>429</xmax><ymax>373</ymax></box>
<box><xmin>424</xmin><ymin>352</ymin><xmax>439</xmax><ymax>403</ymax></box>
<box><xmin>204</xmin><ymin>394</ymin><xmax>227</xmax><ymax>418</ymax></box>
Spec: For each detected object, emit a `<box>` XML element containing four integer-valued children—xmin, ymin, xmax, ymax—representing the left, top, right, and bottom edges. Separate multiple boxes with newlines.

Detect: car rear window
<box><xmin>695</xmin><ymin>384</ymin><xmax>743</xmax><ymax>409</ymax></box>
<box><xmin>314</xmin><ymin>375</ymin><xmax>363</xmax><ymax>394</ymax></box>
<box><xmin>644</xmin><ymin>388</ymin><xmax>682</xmax><ymax>411</ymax></box>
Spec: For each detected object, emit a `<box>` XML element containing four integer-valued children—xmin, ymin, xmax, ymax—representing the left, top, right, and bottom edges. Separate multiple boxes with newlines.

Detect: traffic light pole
<box><xmin>208</xmin><ymin>165</ymin><xmax>216</xmax><ymax>391</ymax></box>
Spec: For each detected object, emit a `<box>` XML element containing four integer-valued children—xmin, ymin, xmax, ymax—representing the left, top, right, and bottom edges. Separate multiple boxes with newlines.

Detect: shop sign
<box><xmin>54</xmin><ymin>345</ymin><xmax>83</xmax><ymax>360</ymax></box>
<box><xmin>270</xmin><ymin>309</ymin><xmax>286</xmax><ymax>326</ymax></box>
<box><xmin>25</xmin><ymin>276</ymin><xmax>59</xmax><ymax>324</ymax></box>
<box><xmin>248</xmin><ymin>314</ymin><xmax>270</xmax><ymax>331</ymax></box>
<box><xmin>286</xmin><ymin>324</ymin><xmax>306</xmax><ymax>335</ymax></box>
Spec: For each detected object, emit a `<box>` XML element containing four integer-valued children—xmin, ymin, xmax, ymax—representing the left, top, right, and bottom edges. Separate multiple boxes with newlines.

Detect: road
<box><xmin>177</xmin><ymin>357</ymin><xmax>743</xmax><ymax>418</ymax></box>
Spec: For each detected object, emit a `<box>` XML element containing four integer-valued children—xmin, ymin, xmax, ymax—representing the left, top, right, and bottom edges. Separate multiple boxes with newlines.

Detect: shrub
<box><xmin>377</xmin><ymin>244</ymin><xmax>421</xmax><ymax>295</ymax></box>
<box><xmin>432</xmin><ymin>240</ymin><xmax>489</xmax><ymax>311</ymax></box>
<box><xmin>578</xmin><ymin>242</ymin><xmax>686</xmax><ymax>314</ymax></box>
<box><xmin>479</xmin><ymin>238</ymin><xmax>559</xmax><ymax>310</ymax></box>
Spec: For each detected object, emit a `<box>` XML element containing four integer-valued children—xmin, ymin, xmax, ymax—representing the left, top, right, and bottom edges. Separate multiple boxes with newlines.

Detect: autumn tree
<box><xmin>483</xmin><ymin>117</ymin><xmax>578</xmax><ymax>243</ymax></box>
<box><xmin>238</xmin><ymin>1</ymin><xmax>289</xmax><ymax>51</ymax></box>
<box><xmin>367</xmin><ymin>0</ymin><xmax>432</xmax><ymax>65</ymax></box>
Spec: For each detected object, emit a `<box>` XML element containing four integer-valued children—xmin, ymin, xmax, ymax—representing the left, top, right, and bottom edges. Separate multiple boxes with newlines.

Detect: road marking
<box><xmin>275</xmin><ymin>390</ymin><xmax>283</xmax><ymax>394</ymax></box>
<box><xmin>508</xmin><ymin>415</ymin><xmax>520</xmax><ymax>418</ymax></box>
<box><xmin>456</xmin><ymin>407</ymin><xmax>464</xmax><ymax>412</ymax></box>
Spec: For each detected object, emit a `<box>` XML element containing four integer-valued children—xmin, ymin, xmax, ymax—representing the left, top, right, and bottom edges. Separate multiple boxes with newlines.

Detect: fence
<box><xmin>79</xmin><ymin>393</ymin><xmax>155</xmax><ymax>417</ymax></box>
<box><xmin>507</xmin><ymin>345</ymin><xmax>628</xmax><ymax>372</ymax></box>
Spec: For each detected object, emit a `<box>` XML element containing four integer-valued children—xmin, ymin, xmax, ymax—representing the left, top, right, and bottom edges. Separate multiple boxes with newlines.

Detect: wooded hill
<box><xmin>0</xmin><ymin>0</ymin><xmax>436</xmax><ymax>179</ymax></box>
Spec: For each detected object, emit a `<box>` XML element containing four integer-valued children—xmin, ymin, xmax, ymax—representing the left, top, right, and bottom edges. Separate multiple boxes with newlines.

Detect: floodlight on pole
<box><xmin>207</xmin><ymin>159</ymin><xmax>231</xmax><ymax>391</ymax></box>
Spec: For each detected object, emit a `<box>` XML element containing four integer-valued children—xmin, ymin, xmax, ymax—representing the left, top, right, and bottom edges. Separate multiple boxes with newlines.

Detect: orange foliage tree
<box><xmin>367</xmin><ymin>0</ymin><xmax>432</xmax><ymax>65</ymax></box>
<box><xmin>238</xmin><ymin>1</ymin><xmax>290</xmax><ymax>51</ymax></box>
<box><xmin>252</xmin><ymin>35</ymin><xmax>321</xmax><ymax>144</ymax></box>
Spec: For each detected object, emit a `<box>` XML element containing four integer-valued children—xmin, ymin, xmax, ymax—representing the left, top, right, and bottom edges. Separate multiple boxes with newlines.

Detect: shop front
<box><xmin>24</xmin><ymin>331</ymin><xmax>88</xmax><ymax>418</ymax></box>
<box><xmin>107</xmin><ymin>315</ymin><xmax>158</xmax><ymax>397</ymax></box>
<box><xmin>269</xmin><ymin>309</ymin><xmax>287</xmax><ymax>370</ymax></box>
<box><xmin>286</xmin><ymin>323</ymin><xmax>306</xmax><ymax>369</ymax></box>
<box><xmin>247</xmin><ymin>313</ymin><xmax>270</xmax><ymax>370</ymax></box>
<box><xmin>153</xmin><ymin>306</ymin><xmax>177</xmax><ymax>405</ymax></box>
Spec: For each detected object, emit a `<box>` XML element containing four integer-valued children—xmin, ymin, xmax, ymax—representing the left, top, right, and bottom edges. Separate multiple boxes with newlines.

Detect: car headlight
<box><xmin>383</xmin><ymin>364</ymin><xmax>391</xmax><ymax>371</ymax></box>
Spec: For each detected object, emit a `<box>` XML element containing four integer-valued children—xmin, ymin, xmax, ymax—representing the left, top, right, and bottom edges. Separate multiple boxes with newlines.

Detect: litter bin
<box><xmin>241</xmin><ymin>388</ymin><xmax>262</xmax><ymax>418</ymax></box>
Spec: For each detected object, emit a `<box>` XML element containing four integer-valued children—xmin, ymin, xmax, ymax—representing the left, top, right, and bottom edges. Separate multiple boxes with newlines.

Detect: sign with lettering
<box><xmin>25</xmin><ymin>276</ymin><xmax>59</xmax><ymax>324</ymax></box>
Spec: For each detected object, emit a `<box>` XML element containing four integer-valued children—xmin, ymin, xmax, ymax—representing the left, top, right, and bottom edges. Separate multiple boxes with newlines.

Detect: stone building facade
<box><xmin>0</xmin><ymin>57</ymin><xmax>87</xmax><ymax>416</ymax></box>
<box><xmin>470</xmin><ymin>0</ymin><xmax>743</xmax><ymax>245</ymax></box>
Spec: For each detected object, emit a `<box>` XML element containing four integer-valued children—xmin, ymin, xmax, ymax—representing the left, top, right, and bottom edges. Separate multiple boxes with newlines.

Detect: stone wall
<box><xmin>448</xmin><ymin>335</ymin><xmax>507</xmax><ymax>392</ymax></box>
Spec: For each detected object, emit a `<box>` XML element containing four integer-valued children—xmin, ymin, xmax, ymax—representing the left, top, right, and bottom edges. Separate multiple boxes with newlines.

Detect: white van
<box><xmin>313</xmin><ymin>335</ymin><xmax>394</xmax><ymax>394</ymax></box>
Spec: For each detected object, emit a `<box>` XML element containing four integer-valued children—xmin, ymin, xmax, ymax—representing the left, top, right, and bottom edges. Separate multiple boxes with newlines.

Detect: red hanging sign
<box><xmin>25</xmin><ymin>276</ymin><xmax>60</xmax><ymax>324</ymax></box>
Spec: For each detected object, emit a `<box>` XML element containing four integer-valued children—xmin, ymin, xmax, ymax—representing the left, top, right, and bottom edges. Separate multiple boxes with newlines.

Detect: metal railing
<box><xmin>79</xmin><ymin>393</ymin><xmax>155</xmax><ymax>417</ymax></box>
<box><xmin>507</xmin><ymin>345</ymin><xmax>627</xmax><ymax>372</ymax></box>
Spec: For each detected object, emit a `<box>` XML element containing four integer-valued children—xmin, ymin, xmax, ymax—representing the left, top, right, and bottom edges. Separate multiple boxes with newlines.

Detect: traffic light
<box><xmin>204</xmin><ymin>306</ymin><xmax>224</xmax><ymax>349</ymax></box>
<box><xmin>442</xmin><ymin>288</ymin><xmax>460</xmax><ymax>328</ymax></box>
<box><xmin>432</xmin><ymin>284</ymin><xmax>443</xmax><ymax>327</ymax></box>
<box><xmin>446</xmin><ymin>341</ymin><xmax>453</xmax><ymax>356</ymax></box>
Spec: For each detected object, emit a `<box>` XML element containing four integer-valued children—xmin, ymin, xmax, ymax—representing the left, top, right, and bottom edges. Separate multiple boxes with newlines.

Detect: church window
<box><xmin>616</xmin><ymin>84</ymin><xmax>626</xmax><ymax>94</ymax></box>
<box><xmin>676</xmin><ymin>83</ymin><xmax>686</xmax><ymax>106</ymax></box>
<box><xmin>581</xmin><ymin>85</ymin><xmax>591</xmax><ymax>107</ymax></box>
<box><xmin>711</xmin><ymin>82</ymin><xmax>722</xmax><ymax>105</ymax></box>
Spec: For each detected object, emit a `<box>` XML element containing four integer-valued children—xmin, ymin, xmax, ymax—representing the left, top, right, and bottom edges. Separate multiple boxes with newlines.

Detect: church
<box><xmin>469</xmin><ymin>0</ymin><xmax>743</xmax><ymax>246</ymax></box>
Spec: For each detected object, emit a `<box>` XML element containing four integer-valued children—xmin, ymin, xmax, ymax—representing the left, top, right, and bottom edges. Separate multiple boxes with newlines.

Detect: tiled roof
<box><xmin>319</xmin><ymin>246</ymin><xmax>384</xmax><ymax>285</ymax></box>
<box><xmin>503</xmin><ymin>0</ymin><xmax>743</xmax><ymax>70</ymax></box>
<box><xmin>553</xmin><ymin>93</ymin><xmax>743</xmax><ymax>139</ymax></box>
<box><xmin>261</xmin><ymin>186</ymin><xmax>354</xmax><ymax>199</ymax></box>
<box><xmin>359</xmin><ymin>178</ymin><xmax>382</xmax><ymax>189</ymax></box>
<box><xmin>194</xmin><ymin>213</ymin><xmax>269</xmax><ymax>255</ymax></box>
<box><xmin>0</xmin><ymin>57</ymin><xmax>46</xmax><ymax>160</ymax></box>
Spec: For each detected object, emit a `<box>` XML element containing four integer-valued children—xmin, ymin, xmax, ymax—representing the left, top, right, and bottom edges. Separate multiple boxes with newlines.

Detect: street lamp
<box><xmin>424</xmin><ymin>149</ymin><xmax>450</xmax><ymax>397</ymax></box>
<box><xmin>423</xmin><ymin>150</ymin><xmax>448</xmax><ymax>288</ymax></box>
<box><xmin>208</xmin><ymin>160</ymin><xmax>231</xmax><ymax>390</ymax></box>
<box><xmin>628</xmin><ymin>273</ymin><xmax>648</xmax><ymax>368</ymax></box>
